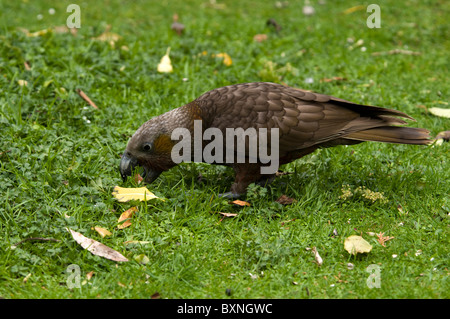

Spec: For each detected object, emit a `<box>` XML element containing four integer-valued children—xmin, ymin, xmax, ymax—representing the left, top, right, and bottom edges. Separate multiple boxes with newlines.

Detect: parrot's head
<box><xmin>120</xmin><ymin>114</ymin><xmax>178</xmax><ymax>184</ymax></box>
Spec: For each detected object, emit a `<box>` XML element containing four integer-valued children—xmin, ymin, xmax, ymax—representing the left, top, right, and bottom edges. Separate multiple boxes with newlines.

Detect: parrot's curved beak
<box><xmin>120</xmin><ymin>151</ymin><xmax>162</xmax><ymax>184</ymax></box>
<box><xmin>120</xmin><ymin>151</ymin><xmax>138</xmax><ymax>182</ymax></box>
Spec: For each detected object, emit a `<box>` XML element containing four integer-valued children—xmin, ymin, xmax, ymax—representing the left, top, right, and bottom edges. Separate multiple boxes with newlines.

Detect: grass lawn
<box><xmin>0</xmin><ymin>0</ymin><xmax>448</xmax><ymax>299</ymax></box>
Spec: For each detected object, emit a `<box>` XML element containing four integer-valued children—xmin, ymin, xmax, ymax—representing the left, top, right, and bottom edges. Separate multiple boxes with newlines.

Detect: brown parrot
<box><xmin>120</xmin><ymin>82</ymin><xmax>430</xmax><ymax>197</ymax></box>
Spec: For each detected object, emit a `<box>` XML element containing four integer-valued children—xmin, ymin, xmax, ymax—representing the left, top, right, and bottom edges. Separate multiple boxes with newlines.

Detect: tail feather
<box><xmin>345</xmin><ymin>127</ymin><xmax>431</xmax><ymax>145</ymax></box>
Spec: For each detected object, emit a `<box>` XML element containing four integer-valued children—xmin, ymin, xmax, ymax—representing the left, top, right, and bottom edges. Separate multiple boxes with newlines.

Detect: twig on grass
<box><xmin>12</xmin><ymin>237</ymin><xmax>61</xmax><ymax>248</ymax></box>
<box><xmin>76</xmin><ymin>89</ymin><xmax>99</xmax><ymax>109</ymax></box>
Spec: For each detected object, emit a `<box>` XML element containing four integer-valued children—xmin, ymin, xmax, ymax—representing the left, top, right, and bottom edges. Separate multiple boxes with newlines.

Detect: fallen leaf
<box><xmin>344</xmin><ymin>235</ymin><xmax>373</xmax><ymax>255</ymax></box>
<box><xmin>171</xmin><ymin>14</ymin><xmax>185</xmax><ymax>35</ymax></box>
<box><xmin>216</xmin><ymin>212</ymin><xmax>238</xmax><ymax>217</ymax></box>
<box><xmin>24</xmin><ymin>61</ymin><xmax>31</xmax><ymax>71</ymax></box>
<box><xmin>343</xmin><ymin>5</ymin><xmax>365</xmax><ymax>14</ymax></box>
<box><xmin>266</xmin><ymin>18</ymin><xmax>282</xmax><ymax>33</ymax></box>
<box><xmin>18</xmin><ymin>80</ymin><xmax>28</xmax><ymax>87</ymax></box>
<box><xmin>157</xmin><ymin>47</ymin><xmax>173</xmax><ymax>73</ymax></box>
<box><xmin>93</xmin><ymin>226</ymin><xmax>112</xmax><ymax>238</ymax></box>
<box><xmin>428</xmin><ymin>107</ymin><xmax>450</xmax><ymax>118</ymax></box>
<box><xmin>253</xmin><ymin>34</ymin><xmax>268</xmax><ymax>42</ymax></box>
<box><xmin>133</xmin><ymin>173</ymin><xmax>143</xmax><ymax>184</ymax></box>
<box><xmin>275</xmin><ymin>194</ymin><xmax>297</xmax><ymax>205</ymax></box>
<box><xmin>376</xmin><ymin>232</ymin><xmax>394</xmax><ymax>247</ymax></box>
<box><xmin>53</xmin><ymin>25</ymin><xmax>77</xmax><ymax>36</ymax></box>
<box><xmin>151</xmin><ymin>292</ymin><xmax>161</xmax><ymax>299</ymax></box>
<box><xmin>86</xmin><ymin>271</ymin><xmax>94</xmax><ymax>280</ymax></box>
<box><xmin>92</xmin><ymin>25</ymin><xmax>122</xmax><ymax>45</ymax></box>
<box><xmin>312</xmin><ymin>247</ymin><xmax>323</xmax><ymax>266</ymax></box>
<box><xmin>275</xmin><ymin>170</ymin><xmax>292</xmax><ymax>177</ymax></box>
<box><xmin>230</xmin><ymin>200</ymin><xmax>250</xmax><ymax>207</ymax></box>
<box><xmin>112</xmin><ymin>186</ymin><xmax>161</xmax><ymax>202</ymax></box>
<box><xmin>280</xmin><ymin>218</ymin><xmax>296</xmax><ymax>226</ymax></box>
<box><xmin>117</xmin><ymin>206</ymin><xmax>138</xmax><ymax>229</ymax></box>
<box><xmin>302</xmin><ymin>5</ymin><xmax>315</xmax><ymax>16</ymax></box>
<box><xmin>67</xmin><ymin>228</ymin><xmax>128</xmax><ymax>262</ymax></box>
<box><xmin>213</xmin><ymin>53</ymin><xmax>232</xmax><ymax>66</ymax></box>
<box><xmin>26</xmin><ymin>28</ymin><xmax>50</xmax><ymax>37</ymax></box>
<box><xmin>371</xmin><ymin>49</ymin><xmax>421</xmax><ymax>56</ymax></box>
<box><xmin>320</xmin><ymin>76</ymin><xmax>346</xmax><ymax>83</ymax></box>
<box><xmin>134</xmin><ymin>254</ymin><xmax>150</xmax><ymax>264</ymax></box>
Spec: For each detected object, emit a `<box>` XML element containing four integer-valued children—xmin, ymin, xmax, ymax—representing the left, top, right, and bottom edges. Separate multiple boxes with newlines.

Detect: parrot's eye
<box><xmin>142</xmin><ymin>143</ymin><xmax>152</xmax><ymax>152</ymax></box>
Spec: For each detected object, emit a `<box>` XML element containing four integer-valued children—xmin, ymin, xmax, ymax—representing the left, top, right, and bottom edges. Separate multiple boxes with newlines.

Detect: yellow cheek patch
<box><xmin>154</xmin><ymin>134</ymin><xmax>174</xmax><ymax>154</ymax></box>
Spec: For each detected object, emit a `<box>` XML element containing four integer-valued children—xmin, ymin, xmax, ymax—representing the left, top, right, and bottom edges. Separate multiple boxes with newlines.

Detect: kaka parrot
<box><xmin>120</xmin><ymin>82</ymin><xmax>430</xmax><ymax>196</ymax></box>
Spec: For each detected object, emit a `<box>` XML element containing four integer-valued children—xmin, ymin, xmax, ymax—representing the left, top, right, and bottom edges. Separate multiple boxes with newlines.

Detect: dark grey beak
<box><xmin>120</xmin><ymin>151</ymin><xmax>138</xmax><ymax>182</ymax></box>
<box><xmin>119</xmin><ymin>151</ymin><xmax>162</xmax><ymax>184</ymax></box>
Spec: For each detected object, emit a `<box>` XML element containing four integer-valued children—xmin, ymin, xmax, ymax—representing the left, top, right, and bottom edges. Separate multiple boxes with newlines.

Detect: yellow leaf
<box><xmin>343</xmin><ymin>5</ymin><xmax>365</xmax><ymax>14</ymax></box>
<box><xmin>93</xmin><ymin>226</ymin><xmax>112</xmax><ymax>238</ymax></box>
<box><xmin>26</xmin><ymin>28</ymin><xmax>50</xmax><ymax>37</ymax></box>
<box><xmin>157</xmin><ymin>47</ymin><xmax>173</xmax><ymax>73</ymax></box>
<box><xmin>218</xmin><ymin>53</ymin><xmax>233</xmax><ymax>66</ymax></box>
<box><xmin>117</xmin><ymin>206</ymin><xmax>137</xmax><ymax>229</ymax></box>
<box><xmin>213</xmin><ymin>53</ymin><xmax>232</xmax><ymax>66</ymax></box>
<box><xmin>428</xmin><ymin>107</ymin><xmax>450</xmax><ymax>118</ymax></box>
<box><xmin>112</xmin><ymin>186</ymin><xmax>161</xmax><ymax>202</ymax></box>
<box><xmin>18</xmin><ymin>80</ymin><xmax>28</xmax><ymax>86</ymax></box>
<box><xmin>344</xmin><ymin>235</ymin><xmax>373</xmax><ymax>255</ymax></box>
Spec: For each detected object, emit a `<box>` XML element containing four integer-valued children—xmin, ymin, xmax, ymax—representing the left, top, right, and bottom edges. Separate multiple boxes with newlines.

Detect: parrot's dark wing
<box><xmin>196</xmin><ymin>82</ymin><xmax>429</xmax><ymax>156</ymax></box>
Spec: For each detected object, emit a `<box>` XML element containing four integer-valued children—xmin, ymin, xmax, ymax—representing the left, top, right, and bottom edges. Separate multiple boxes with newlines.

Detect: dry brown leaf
<box><xmin>86</xmin><ymin>271</ymin><xmax>94</xmax><ymax>280</ymax></box>
<box><xmin>253</xmin><ymin>34</ymin><xmax>268</xmax><ymax>42</ymax></box>
<box><xmin>133</xmin><ymin>173</ymin><xmax>143</xmax><ymax>184</ymax></box>
<box><xmin>67</xmin><ymin>228</ymin><xmax>128</xmax><ymax>262</ymax></box>
<box><xmin>280</xmin><ymin>218</ymin><xmax>296</xmax><ymax>226</ymax></box>
<box><xmin>376</xmin><ymin>232</ymin><xmax>394</xmax><ymax>247</ymax></box>
<box><xmin>320</xmin><ymin>76</ymin><xmax>346</xmax><ymax>83</ymax></box>
<box><xmin>117</xmin><ymin>206</ymin><xmax>138</xmax><ymax>229</ymax></box>
<box><xmin>217</xmin><ymin>212</ymin><xmax>238</xmax><ymax>217</ymax></box>
<box><xmin>275</xmin><ymin>194</ymin><xmax>297</xmax><ymax>205</ymax></box>
<box><xmin>266</xmin><ymin>18</ymin><xmax>282</xmax><ymax>33</ymax></box>
<box><xmin>92</xmin><ymin>25</ymin><xmax>122</xmax><ymax>45</ymax></box>
<box><xmin>171</xmin><ymin>15</ymin><xmax>185</xmax><ymax>35</ymax></box>
<box><xmin>275</xmin><ymin>170</ymin><xmax>292</xmax><ymax>177</ymax></box>
<box><xmin>151</xmin><ymin>292</ymin><xmax>161</xmax><ymax>299</ymax></box>
<box><xmin>230</xmin><ymin>200</ymin><xmax>250</xmax><ymax>207</ymax></box>
<box><xmin>312</xmin><ymin>247</ymin><xmax>323</xmax><ymax>266</ymax></box>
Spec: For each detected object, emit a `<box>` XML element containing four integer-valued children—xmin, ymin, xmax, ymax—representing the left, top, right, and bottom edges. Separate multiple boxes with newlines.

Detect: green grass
<box><xmin>0</xmin><ymin>0</ymin><xmax>448</xmax><ymax>299</ymax></box>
